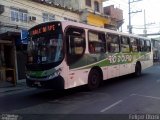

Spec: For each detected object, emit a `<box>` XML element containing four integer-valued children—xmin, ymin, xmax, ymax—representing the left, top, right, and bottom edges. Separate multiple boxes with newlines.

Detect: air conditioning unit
<box><xmin>29</xmin><ymin>16</ymin><xmax>36</xmax><ymax>21</ymax></box>
<box><xmin>0</xmin><ymin>4</ymin><xmax>4</xmax><ymax>14</ymax></box>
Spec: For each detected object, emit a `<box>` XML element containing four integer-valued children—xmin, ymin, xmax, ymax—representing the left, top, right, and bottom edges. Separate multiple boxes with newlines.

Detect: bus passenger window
<box><xmin>88</xmin><ymin>31</ymin><xmax>106</xmax><ymax>53</ymax></box>
<box><xmin>131</xmin><ymin>38</ymin><xmax>138</xmax><ymax>52</ymax></box>
<box><xmin>121</xmin><ymin>36</ymin><xmax>130</xmax><ymax>53</ymax></box>
<box><xmin>106</xmin><ymin>34</ymin><xmax>120</xmax><ymax>53</ymax></box>
<box><xmin>139</xmin><ymin>39</ymin><xmax>145</xmax><ymax>52</ymax></box>
<box><xmin>144</xmin><ymin>40</ymin><xmax>151</xmax><ymax>52</ymax></box>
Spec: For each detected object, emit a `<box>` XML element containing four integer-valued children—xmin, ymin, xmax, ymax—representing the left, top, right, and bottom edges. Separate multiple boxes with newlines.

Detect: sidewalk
<box><xmin>0</xmin><ymin>79</ymin><xmax>28</xmax><ymax>94</ymax></box>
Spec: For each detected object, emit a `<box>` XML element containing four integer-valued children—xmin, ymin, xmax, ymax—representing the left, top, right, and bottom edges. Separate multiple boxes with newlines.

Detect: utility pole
<box><xmin>143</xmin><ymin>10</ymin><xmax>155</xmax><ymax>37</ymax></box>
<box><xmin>143</xmin><ymin>10</ymin><xmax>147</xmax><ymax>37</ymax></box>
<box><xmin>128</xmin><ymin>0</ymin><xmax>142</xmax><ymax>34</ymax></box>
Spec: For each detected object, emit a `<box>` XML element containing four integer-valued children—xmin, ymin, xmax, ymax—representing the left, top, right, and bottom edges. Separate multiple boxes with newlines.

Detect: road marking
<box><xmin>130</xmin><ymin>93</ymin><xmax>160</xmax><ymax>100</ymax></box>
<box><xmin>100</xmin><ymin>100</ymin><xmax>123</xmax><ymax>113</ymax></box>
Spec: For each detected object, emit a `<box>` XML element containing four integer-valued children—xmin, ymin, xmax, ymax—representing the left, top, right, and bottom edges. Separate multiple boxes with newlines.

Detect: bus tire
<box><xmin>134</xmin><ymin>62</ymin><xmax>141</xmax><ymax>77</ymax></box>
<box><xmin>87</xmin><ymin>69</ymin><xmax>102</xmax><ymax>90</ymax></box>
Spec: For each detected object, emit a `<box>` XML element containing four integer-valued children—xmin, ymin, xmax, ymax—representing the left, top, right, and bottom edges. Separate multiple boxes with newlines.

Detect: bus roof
<box><xmin>30</xmin><ymin>20</ymin><xmax>151</xmax><ymax>40</ymax></box>
<box><xmin>60</xmin><ymin>21</ymin><xmax>151</xmax><ymax>40</ymax></box>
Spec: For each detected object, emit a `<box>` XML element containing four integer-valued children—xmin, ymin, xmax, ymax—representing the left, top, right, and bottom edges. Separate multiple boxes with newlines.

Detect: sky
<box><xmin>103</xmin><ymin>0</ymin><xmax>160</xmax><ymax>37</ymax></box>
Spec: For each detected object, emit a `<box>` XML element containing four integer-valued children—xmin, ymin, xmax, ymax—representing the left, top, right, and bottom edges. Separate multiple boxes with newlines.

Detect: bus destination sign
<box><xmin>30</xmin><ymin>24</ymin><xmax>56</xmax><ymax>36</ymax></box>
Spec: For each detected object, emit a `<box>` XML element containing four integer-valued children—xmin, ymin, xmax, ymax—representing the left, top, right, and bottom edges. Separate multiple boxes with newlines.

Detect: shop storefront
<box><xmin>0</xmin><ymin>32</ymin><xmax>18</xmax><ymax>85</ymax></box>
<box><xmin>0</xmin><ymin>31</ymin><xmax>26</xmax><ymax>86</ymax></box>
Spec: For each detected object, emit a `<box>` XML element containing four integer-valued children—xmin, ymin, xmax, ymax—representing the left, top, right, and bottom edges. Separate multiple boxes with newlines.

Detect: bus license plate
<box><xmin>34</xmin><ymin>81</ymin><xmax>41</xmax><ymax>87</ymax></box>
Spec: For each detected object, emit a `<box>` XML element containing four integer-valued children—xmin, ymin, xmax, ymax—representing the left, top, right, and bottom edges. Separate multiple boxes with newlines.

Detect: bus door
<box><xmin>65</xmin><ymin>26</ymin><xmax>86</xmax><ymax>89</ymax></box>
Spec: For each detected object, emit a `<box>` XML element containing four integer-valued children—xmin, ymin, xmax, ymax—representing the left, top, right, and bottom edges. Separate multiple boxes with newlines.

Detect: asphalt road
<box><xmin>1</xmin><ymin>65</ymin><xmax>160</xmax><ymax>120</ymax></box>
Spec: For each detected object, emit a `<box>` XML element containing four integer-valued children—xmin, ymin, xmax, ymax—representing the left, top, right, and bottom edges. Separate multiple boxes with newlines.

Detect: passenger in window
<box><xmin>89</xmin><ymin>43</ymin><xmax>95</xmax><ymax>53</ymax></box>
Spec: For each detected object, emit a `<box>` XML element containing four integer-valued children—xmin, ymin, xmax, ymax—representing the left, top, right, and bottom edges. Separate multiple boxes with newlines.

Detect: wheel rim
<box><xmin>91</xmin><ymin>73</ymin><xmax>99</xmax><ymax>85</ymax></box>
<box><xmin>89</xmin><ymin>71</ymin><xmax>101</xmax><ymax>89</ymax></box>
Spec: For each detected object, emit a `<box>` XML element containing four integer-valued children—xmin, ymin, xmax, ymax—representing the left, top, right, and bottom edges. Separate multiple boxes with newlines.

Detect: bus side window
<box><xmin>140</xmin><ymin>39</ymin><xmax>145</xmax><ymax>52</ymax></box>
<box><xmin>144</xmin><ymin>40</ymin><xmax>151</xmax><ymax>52</ymax></box>
<box><xmin>88</xmin><ymin>31</ymin><xmax>106</xmax><ymax>53</ymax></box>
<box><xmin>148</xmin><ymin>40</ymin><xmax>151</xmax><ymax>51</ymax></box>
<box><xmin>107</xmin><ymin>34</ymin><xmax>120</xmax><ymax>53</ymax></box>
<box><xmin>130</xmin><ymin>37</ymin><xmax>138</xmax><ymax>52</ymax></box>
<box><xmin>121</xmin><ymin>36</ymin><xmax>130</xmax><ymax>53</ymax></box>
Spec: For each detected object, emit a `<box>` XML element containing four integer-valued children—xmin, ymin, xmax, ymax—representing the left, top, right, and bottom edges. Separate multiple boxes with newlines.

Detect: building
<box><xmin>42</xmin><ymin>0</ymin><xmax>123</xmax><ymax>29</ymax></box>
<box><xmin>0</xmin><ymin>0</ymin><xmax>123</xmax><ymax>85</ymax></box>
<box><xmin>104</xmin><ymin>5</ymin><xmax>123</xmax><ymax>30</ymax></box>
<box><xmin>41</xmin><ymin>0</ymin><xmax>120</xmax><ymax>28</ymax></box>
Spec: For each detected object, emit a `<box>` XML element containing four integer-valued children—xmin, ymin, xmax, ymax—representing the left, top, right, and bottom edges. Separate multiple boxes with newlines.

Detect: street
<box><xmin>1</xmin><ymin>65</ymin><xmax>160</xmax><ymax>120</ymax></box>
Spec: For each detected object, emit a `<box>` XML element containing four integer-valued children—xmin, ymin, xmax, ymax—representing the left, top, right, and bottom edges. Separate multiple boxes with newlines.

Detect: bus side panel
<box><xmin>119</xmin><ymin>63</ymin><xmax>134</xmax><ymax>76</ymax></box>
<box><xmin>107</xmin><ymin>65</ymin><xmax>119</xmax><ymax>79</ymax></box>
<box><xmin>65</xmin><ymin>69</ymin><xmax>89</xmax><ymax>89</ymax></box>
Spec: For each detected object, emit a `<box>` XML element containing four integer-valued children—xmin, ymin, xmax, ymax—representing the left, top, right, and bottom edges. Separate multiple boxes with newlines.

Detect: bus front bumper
<box><xmin>26</xmin><ymin>76</ymin><xmax>64</xmax><ymax>90</ymax></box>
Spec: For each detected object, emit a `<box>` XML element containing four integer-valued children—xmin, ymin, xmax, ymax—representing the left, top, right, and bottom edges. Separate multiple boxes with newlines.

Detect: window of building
<box><xmin>130</xmin><ymin>37</ymin><xmax>138</xmax><ymax>52</ymax></box>
<box><xmin>42</xmin><ymin>13</ymin><xmax>55</xmax><ymax>22</ymax></box>
<box><xmin>121</xmin><ymin>36</ymin><xmax>130</xmax><ymax>53</ymax></box>
<box><xmin>66</xmin><ymin>27</ymin><xmax>86</xmax><ymax>65</ymax></box>
<box><xmin>10</xmin><ymin>7</ymin><xmax>28</xmax><ymax>22</ymax></box>
<box><xmin>86</xmin><ymin>0</ymin><xmax>91</xmax><ymax>7</ymax></box>
<box><xmin>19</xmin><ymin>12</ymin><xmax>27</xmax><ymax>22</ymax></box>
<box><xmin>106</xmin><ymin>33</ymin><xmax>120</xmax><ymax>53</ymax></box>
<box><xmin>94</xmin><ymin>1</ymin><xmax>99</xmax><ymax>12</ymax></box>
<box><xmin>88</xmin><ymin>31</ymin><xmax>106</xmax><ymax>53</ymax></box>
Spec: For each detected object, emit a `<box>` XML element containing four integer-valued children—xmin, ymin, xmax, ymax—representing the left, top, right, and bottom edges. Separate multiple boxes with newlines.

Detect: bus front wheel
<box><xmin>87</xmin><ymin>69</ymin><xmax>102</xmax><ymax>90</ymax></box>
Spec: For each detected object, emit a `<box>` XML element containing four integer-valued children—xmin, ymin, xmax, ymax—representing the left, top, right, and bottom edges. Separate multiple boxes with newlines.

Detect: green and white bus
<box><xmin>26</xmin><ymin>21</ymin><xmax>153</xmax><ymax>90</ymax></box>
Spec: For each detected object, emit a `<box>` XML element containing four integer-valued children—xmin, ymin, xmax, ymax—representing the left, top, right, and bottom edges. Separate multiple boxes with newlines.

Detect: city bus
<box><xmin>26</xmin><ymin>21</ymin><xmax>153</xmax><ymax>90</ymax></box>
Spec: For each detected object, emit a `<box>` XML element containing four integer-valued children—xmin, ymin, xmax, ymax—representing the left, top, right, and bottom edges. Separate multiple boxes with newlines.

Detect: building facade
<box><xmin>42</xmin><ymin>0</ymin><xmax>110</xmax><ymax>27</ymax></box>
<box><xmin>104</xmin><ymin>5</ymin><xmax>123</xmax><ymax>30</ymax></box>
<box><xmin>42</xmin><ymin>0</ymin><xmax>123</xmax><ymax>28</ymax></box>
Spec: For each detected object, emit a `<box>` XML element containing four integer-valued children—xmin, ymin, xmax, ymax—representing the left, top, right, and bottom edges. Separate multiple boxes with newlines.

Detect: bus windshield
<box><xmin>27</xmin><ymin>22</ymin><xmax>63</xmax><ymax>64</ymax></box>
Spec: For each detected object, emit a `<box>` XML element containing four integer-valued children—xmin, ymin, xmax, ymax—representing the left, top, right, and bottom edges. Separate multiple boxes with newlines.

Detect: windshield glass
<box><xmin>27</xmin><ymin>23</ymin><xmax>63</xmax><ymax>64</ymax></box>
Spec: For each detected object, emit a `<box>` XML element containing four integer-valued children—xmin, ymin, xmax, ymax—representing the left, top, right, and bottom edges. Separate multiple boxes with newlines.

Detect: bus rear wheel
<box><xmin>135</xmin><ymin>63</ymin><xmax>141</xmax><ymax>77</ymax></box>
<box><xmin>87</xmin><ymin>69</ymin><xmax>102</xmax><ymax>90</ymax></box>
